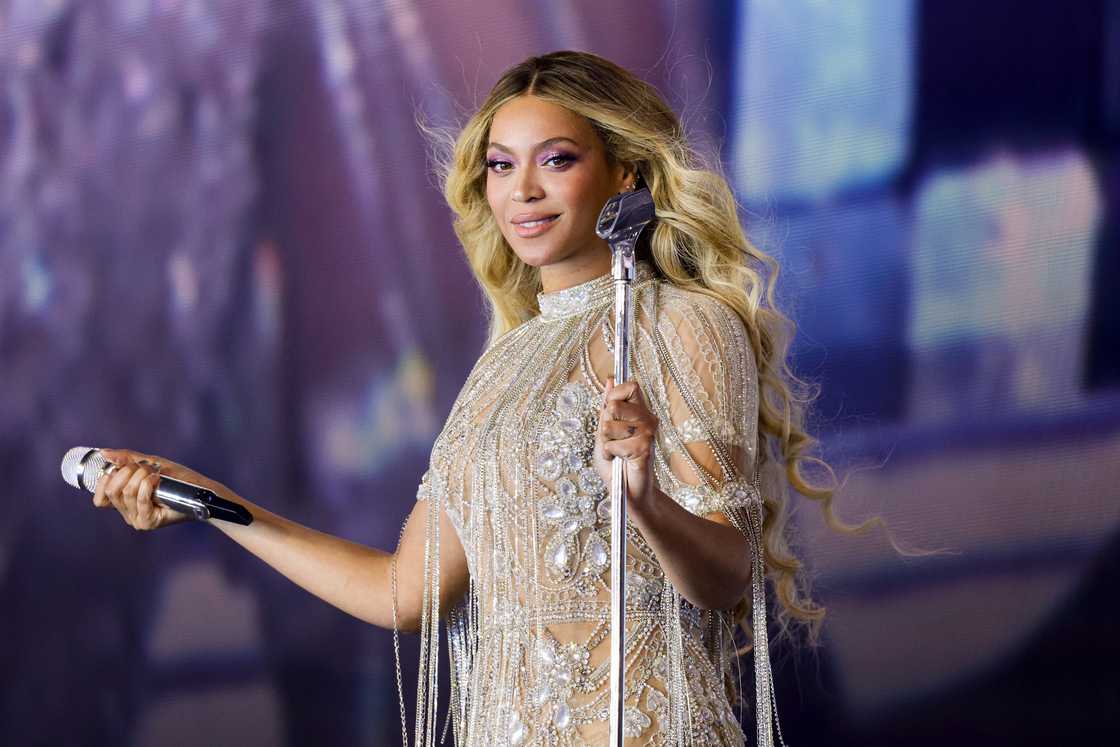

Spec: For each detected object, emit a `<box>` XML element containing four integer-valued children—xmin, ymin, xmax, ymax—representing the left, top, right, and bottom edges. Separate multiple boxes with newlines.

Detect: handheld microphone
<box><xmin>61</xmin><ymin>447</ymin><xmax>253</xmax><ymax>525</ymax></box>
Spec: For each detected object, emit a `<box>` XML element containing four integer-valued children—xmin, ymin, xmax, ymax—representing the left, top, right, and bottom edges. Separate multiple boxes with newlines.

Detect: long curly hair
<box><xmin>423</xmin><ymin>50</ymin><xmax>894</xmax><ymax>648</ymax></box>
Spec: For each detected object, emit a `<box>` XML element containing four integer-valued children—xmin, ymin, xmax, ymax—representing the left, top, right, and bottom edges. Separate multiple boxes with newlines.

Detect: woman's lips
<box><xmin>512</xmin><ymin>214</ymin><xmax>559</xmax><ymax>238</ymax></box>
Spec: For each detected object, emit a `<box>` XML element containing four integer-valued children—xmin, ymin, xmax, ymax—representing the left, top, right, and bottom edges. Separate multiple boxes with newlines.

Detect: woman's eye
<box><xmin>544</xmin><ymin>154</ymin><xmax>574</xmax><ymax>168</ymax></box>
<box><xmin>485</xmin><ymin>155</ymin><xmax>573</xmax><ymax>173</ymax></box>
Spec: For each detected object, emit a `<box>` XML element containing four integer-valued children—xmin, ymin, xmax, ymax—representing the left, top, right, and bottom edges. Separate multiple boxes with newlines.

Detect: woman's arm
<box><xmin>208</xmin><ymin>494</ymin><xmax>468</xmax><ymax>632</ymax></box>
<box><xmin>627</xmin><ymin>483</ymin><xmax>751</xmax><ymax>611</ymax></box>
<box><xmin>96</xmin><ymin>448</ymin><xmax>469</xmax><ymax>633</ymax></box>
<box><xmin>593</xmin><ymin>382</ymin><xmax>752</xmax><ymax>610</ymax></box>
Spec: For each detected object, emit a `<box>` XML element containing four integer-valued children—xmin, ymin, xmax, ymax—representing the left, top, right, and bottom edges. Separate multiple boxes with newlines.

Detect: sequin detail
<box><xmin>404</xmin><ymin>263</ymin><xmax>778</xmax><ymax>745</ymax></box>
<box><xmin>536</xmin><ymin>261</ymin><xmax>655</xmax><ymax>320</ymax></box>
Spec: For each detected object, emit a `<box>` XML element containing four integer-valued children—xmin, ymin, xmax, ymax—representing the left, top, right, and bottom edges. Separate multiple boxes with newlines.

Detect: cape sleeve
<box><xmin>644</xmin><ymin>289</ymin><xmax>782</xmax><ymax>745</ymax></box>
<box><xmin>649</xmin><ymin>291</ymin><xmax>762</xmax><ymax>525</ymax></box>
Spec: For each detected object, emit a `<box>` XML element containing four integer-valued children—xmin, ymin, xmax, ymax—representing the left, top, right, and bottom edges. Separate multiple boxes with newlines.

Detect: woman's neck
<box><xmin>539</xmin><ymin>248</ymin><xmax>612</xmax><ymax>293</ymax></box>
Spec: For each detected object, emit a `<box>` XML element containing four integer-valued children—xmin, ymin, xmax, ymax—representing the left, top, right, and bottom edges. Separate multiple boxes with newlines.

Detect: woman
<box><xmin>95</xmin><ymin>51</ymin><xmax>847</xmax><ymax>746</ymax></box>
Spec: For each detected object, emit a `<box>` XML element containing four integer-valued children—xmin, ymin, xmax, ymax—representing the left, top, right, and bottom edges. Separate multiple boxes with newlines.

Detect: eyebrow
<box><xmin>486</xmin><ymin>136</ymin><xmax>583</xmax><ymax>154</ymax></box>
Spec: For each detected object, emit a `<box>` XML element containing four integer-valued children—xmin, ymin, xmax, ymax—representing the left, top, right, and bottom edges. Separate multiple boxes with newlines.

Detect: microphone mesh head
<box><xmin>61</xmin><ymin>447</ymin><xmax>106</xmax><ymax>492</ymax></box>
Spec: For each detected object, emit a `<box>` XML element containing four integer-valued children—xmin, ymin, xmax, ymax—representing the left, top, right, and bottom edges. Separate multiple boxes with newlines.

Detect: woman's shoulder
<box><xmin>473</xmin><ymin>316</ymin><xmax>539</xmax><ymax>366</ymax></box>
<box><xmin>647</xmin><ymin>278</ymin><xmax>758</xmax><ymax>385</ymax></box>
<box><xmin>651</xmin><ymin>277</ymin><xmax>750</xmax><ymax>338</ymax></box>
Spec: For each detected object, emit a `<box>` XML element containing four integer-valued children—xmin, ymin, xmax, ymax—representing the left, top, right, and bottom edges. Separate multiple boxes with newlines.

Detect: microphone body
<box><xmin>61</xmin><ymin>447</ymin><xmax>253</xmax><ymax>526</ymax></box>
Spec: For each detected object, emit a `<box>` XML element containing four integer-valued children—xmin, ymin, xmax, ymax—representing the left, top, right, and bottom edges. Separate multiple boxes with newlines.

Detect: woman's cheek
<box><xmin>484</xmin><ymin>183</ymin><xmax>501</xmax><ymax>214</ymax></box>
<box><xmin>485</xmin><ymin>192</ymin><xmax>506</xmax><ymax>236</ymax></box>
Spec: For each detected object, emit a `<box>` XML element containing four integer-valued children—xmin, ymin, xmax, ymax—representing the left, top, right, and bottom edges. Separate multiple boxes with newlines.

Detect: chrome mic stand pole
<box><xmin>595</xmin><ymin>187</ymin><xmax>655</xmax><ymax>747</ymax></box>
<box><xmin>607</xmin><ymin>244</ymin><xmax>634</xmax><ymax>747</ymax></box>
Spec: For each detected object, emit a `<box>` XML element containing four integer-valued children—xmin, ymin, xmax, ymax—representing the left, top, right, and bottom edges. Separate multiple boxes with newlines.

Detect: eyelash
<box><xmin>486</xmin><ymin>154</ymin><xmax>575</xmax><ymax>173</ymax></box>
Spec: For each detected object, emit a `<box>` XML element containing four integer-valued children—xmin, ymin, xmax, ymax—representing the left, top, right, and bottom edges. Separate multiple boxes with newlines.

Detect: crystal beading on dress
<box><xmin>401</xmin><ymin>259</ymin><xmax>780</xmax><ymax>746</ymax></box>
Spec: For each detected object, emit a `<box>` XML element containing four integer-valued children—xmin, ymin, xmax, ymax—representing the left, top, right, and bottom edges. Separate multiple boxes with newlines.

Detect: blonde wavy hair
<box><xmin>423</xmin><ymin>50</ymin><xmax>896</xmax><ymax>649</ymax></box>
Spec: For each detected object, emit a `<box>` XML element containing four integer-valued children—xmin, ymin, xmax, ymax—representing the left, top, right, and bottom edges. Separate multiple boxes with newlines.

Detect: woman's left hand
<box><xmin>593</xmin><ymin>377</ymin><xmax>659</xmax><ymax>510</ymax></box>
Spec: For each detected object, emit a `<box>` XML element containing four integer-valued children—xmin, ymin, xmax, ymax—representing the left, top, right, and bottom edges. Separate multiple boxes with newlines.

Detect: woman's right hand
<box><xmin>93</xmin><ymin>448</ymin><xmax>229</xmax><ymax>531</ymax></box>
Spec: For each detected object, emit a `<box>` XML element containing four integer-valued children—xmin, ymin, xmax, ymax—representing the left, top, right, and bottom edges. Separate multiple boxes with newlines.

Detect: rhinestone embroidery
<box><xmin>536</xmin><ymin>261</ymin><xmax>655</xmax><ymax>320</ymax></box>
<box><xmin>406</xmin><ymin>264</ymin><xmax>777</xmax><ymax>746</ymax></box>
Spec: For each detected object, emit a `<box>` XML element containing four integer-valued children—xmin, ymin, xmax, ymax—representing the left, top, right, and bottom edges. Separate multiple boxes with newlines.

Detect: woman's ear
<box><xmin>617</xmin><ymin>161</ymin><xmax>641</xmax><ymax>192</ymax></box>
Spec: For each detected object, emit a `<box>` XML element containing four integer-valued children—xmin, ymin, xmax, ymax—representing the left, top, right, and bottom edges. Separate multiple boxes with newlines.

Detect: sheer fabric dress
<box><xmin>407</xmin><ymin>261</ymin><xmax>778</xmax><ymax>746</ymax></box>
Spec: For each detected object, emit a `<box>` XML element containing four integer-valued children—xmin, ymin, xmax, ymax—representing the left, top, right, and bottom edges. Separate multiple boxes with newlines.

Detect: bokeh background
<box><xmin>2</xmin><ymin>0</ymin><xmax>1118</xmax><ymax>744</ymax></box>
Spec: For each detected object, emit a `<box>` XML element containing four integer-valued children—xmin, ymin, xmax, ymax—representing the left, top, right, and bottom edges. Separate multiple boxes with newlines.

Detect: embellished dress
<box><xmin>409</xmin><ymin>262</ymin><xmax>778</xmax><ymax>746</ymax></box>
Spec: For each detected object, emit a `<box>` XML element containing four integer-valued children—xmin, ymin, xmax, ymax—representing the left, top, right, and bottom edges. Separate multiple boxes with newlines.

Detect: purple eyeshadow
<box><xmin>541</xmin><ymin>151</ymin><xmax>576</xmax><ymax>165</ymax></box>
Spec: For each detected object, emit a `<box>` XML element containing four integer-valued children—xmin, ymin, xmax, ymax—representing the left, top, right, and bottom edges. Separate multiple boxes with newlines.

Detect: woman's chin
<box><xmin>509</xmin><ymin>241</ymin><xmax>564</xmax><ymax>268</ymax></box>
<box><xmin>508</xmin><ymin>232</ymin><xmax>604</xmax><ymax>271</ymax></box>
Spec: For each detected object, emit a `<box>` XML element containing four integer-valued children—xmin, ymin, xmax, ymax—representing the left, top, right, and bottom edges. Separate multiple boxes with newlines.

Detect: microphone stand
<box><xmin>595</xmin><ymin>187</ymin><xmax>655</xmax><ymax>747</ymax></box>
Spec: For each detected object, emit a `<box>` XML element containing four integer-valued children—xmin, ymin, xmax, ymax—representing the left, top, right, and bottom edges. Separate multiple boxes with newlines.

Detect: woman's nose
<box><xmin>512</xmin><ymin>167</ymin><xmax>544</xmax><ymax>202</ymax></box>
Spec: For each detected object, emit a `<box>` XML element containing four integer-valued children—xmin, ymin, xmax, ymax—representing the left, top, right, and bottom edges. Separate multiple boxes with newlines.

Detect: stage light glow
<box><xmin>731</xmin><ymin>0</ymin><xmax>915</xmax><ymax>204</ymax></box>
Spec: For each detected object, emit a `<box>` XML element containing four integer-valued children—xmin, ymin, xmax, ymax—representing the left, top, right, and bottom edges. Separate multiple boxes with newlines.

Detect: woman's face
<box><xmin>485</xmin><ymin>95</ymin><xmax>630</xmax><ymax>275</ymax></box>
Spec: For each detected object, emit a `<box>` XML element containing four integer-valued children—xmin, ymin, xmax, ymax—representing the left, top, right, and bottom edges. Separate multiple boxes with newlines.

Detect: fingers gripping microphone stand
<box><xmin>595</xmin><ymin>186</ymin><xmax>655</xmax><ymax>747</ymax></box>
